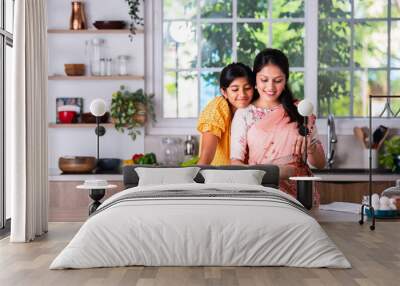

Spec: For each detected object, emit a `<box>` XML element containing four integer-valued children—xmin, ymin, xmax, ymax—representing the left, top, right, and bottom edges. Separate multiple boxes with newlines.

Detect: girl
<box><xmin>197</xmin><ymin>63</ymin><xmax>255</xmax><ymax>165</ymax></box>
<box><xmin>230</xmin><ymin>49</ymin><xmax>325</xmax><ymax>198</ymax></box>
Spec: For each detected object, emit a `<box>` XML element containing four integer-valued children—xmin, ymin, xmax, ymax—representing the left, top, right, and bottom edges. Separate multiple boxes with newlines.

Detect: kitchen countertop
<box><xmin>49</xmin><ymin>172</ymin><xmax>123</xmax><ymax>181</ymax></box>
<box><xmin>48</xmin><ymin>169</ymin><xmax>399</xmax><ymax>182</ymax></box>
<box><xmin>312</xmin><ymin>169</ymin><xmax>399</xmax><ymax>182</ymax></box>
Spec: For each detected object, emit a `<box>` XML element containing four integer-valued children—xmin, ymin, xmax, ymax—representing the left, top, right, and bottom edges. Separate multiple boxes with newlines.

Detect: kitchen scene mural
<box><xmin>48</xmin><ymin>0</ymin><xmax>200</xmax><ymax>175</ymax></box>
<box><xmin>48</xmin><ymin>0</ymin><xmax>400</xmax><ymax>176</ymax></box>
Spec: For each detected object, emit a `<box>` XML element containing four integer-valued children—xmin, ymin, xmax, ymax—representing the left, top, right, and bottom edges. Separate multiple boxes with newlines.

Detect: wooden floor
<box><xmin>1</xmin><ymin>213</ymin><xmax>399</xmax><ymax>286</ymax></box>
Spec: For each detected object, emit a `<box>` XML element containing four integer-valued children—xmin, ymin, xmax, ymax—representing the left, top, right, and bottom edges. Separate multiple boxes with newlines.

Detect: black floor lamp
<box><xmin>292</xmin><ymin>99</ymin><xmax>320</xmax><ymax>210</ymax></box>
<box><xmin>297</xmin><ymin>99</ymin><xmax>314</xmax><ymax>164</ymax></box>
<box><xmin>89</xmin><ymin>99</ymin><xmax>107</xmax><ymax>169</ymax></box>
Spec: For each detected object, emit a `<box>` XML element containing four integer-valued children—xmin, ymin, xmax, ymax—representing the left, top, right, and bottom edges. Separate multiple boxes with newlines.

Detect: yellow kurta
<box><xmin>197</xmin><ymin>96</ymin><xmax>231</xmax><ymax>166</ymax></box>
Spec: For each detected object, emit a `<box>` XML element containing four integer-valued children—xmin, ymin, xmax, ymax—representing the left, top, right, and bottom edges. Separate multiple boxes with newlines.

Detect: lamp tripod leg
<box><xmin>96</xmin><ymin>117</ymin><xmax>99</xmax><ymax>162</ymax></box>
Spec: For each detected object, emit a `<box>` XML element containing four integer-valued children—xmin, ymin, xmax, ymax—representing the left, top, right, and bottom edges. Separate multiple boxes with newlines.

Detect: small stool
<box><xmin>289</xmin><ymin>176</ymin><xmax>322</xmax><ymax>210</ymax></box>
<box><xmin>77</xmin><ymin>183</ymin><xmax>117</xmax><ymax>215</ymax></box>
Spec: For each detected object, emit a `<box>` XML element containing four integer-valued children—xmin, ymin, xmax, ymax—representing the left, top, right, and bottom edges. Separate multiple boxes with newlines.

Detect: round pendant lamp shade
<box><xmin>297</xmin><ymin>99</ymin><xmax>314</xmax><ymax>116</ymax></box>
<box><xmin>90</xmin><ymin>99</ymin><xmax>107</xmax><ymax>117</ymax></box>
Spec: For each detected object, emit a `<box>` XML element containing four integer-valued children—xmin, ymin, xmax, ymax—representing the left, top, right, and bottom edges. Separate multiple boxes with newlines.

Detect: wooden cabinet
<box><xmin>49</xmin><ymin>181</ymin><xmax>124</xmax><ymax>222</ymax></box>
<box><xmin>316</xmin><ymin>181</ymin><xmax>395</xmax><ymax>204</ymax></box>
<box><xmin>49</xmin><ymin>180</ymin><xmax>397</xmax><ymax>221</ymax></box>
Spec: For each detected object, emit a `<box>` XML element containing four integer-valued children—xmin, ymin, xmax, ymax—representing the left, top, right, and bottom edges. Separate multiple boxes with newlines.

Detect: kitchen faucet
<box><xmin>327</xmin><ymin>114</ymin><xmax>337</xmax><ymax>169</ymax></box>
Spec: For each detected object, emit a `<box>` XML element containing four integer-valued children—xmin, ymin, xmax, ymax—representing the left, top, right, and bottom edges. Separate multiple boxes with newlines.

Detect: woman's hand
<box><xmin>292</xmin><ymin>135</ymin><xmax>309</xmax><ymax>159</ymax></box>
<box><xmin>292</xmin><ymin>135</ymin><xmax>325</xmax><ymax>169</ymax></box>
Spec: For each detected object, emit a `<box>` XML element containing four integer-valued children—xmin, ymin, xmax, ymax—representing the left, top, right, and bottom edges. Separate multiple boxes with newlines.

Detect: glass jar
<box><xmin>90</xmin><ymin>38</ymin><xmax>104</xmax><ymax>76</ymax></box>
<box><xmin>84</xmin><ymin>40</ymin><xmax>91</xmax><ymax>75</ymax></box>
<box><xmin>99</xmin><ymin>58</ymin><xmax>106</xmax><ymax>76</ymax></box>
<box><xmin>117</xmin><ymin>55</ymin><xmax>129</xmax><ymax>75</ymax></box>
<box><xmin>162</xmin><ymin>137</ymin><xmax>180</xmax><ymax>165</ymax></box>
<box><xmin>106</xmin><ymin>58</ymin><xmax>112</xmax><ymax>76</ymax></box>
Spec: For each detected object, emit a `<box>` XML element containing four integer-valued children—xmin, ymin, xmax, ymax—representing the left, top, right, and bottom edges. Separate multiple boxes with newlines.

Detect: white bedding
<box><xmin>50</xmin><ymin>183</ymin><xmax>351</xmax><ymax>269</ymax></box>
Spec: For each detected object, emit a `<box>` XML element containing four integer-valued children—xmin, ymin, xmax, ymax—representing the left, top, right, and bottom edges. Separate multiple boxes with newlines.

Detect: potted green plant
<box><xmin>110</xmin><ymin>86</ymin><xmax>156</xmax><ymax>140</ymax></box>
<box><xmin>379</xmin><ymin>135</ymin><xmax>400</xmax><ymax>172</ymax></box>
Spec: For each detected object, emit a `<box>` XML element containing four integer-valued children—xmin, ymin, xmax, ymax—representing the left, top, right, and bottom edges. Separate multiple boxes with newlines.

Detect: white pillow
<box><xmin>200</xmin><ymin>169</ymin><xmax>266</xmax><ymax>185</ymax></box>
<box><xmin>135</xmin><ymin>167</ymin><xmax>200</xmax><ymax>186</ymax></box>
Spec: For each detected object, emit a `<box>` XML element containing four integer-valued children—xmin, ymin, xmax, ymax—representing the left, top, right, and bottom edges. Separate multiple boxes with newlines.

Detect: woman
<box><xmin>197</xmin><ymin>63</ymin><xmax>255</xmax><ymax>165</ymax></box>
<box><xmin>230</xmin><ymin>48</ymin><xmax>325</xmax><ymax>198</ymax></box>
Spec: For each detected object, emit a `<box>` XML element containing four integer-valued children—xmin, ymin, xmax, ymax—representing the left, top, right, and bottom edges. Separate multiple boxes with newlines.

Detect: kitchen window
<box><xmin>146</xmin><ymin>0</ymin><xmax>399</xmax><ymax>134</ymax></box>
<box><xmin>161</xmin><ymin>0</ymin><xmax>306</xmax><ymax>119</ymax></box>
<box><xmin>318</xmin><ymin>0</ymin><xmax>400</xmax><ymax>118</ymax></box>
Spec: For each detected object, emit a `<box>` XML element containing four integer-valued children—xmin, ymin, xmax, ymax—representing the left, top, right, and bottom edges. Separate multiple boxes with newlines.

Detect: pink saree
<box><xmin>231</xmin><ymin>104</ymin><xmax>324</xmax><ymax>201</ymax></box>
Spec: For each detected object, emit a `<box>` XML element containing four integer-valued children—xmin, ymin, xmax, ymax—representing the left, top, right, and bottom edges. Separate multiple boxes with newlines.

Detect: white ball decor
<box><xmin>90</xmin><ymin>99</ymin><xmax>107</xmax><ymax>117</ymax></box>
<box><xmin>297</xmin><ymin>99</ymin><xmax>314</xmax><ymax>116</ymax></box>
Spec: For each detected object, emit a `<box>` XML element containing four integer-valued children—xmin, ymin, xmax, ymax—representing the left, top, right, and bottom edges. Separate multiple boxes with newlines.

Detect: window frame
<box><xmin>318</xmin><ymin>0</ymin><xmax>400</xmax><ymax>118</ymax></box>
<box><xmin>145</xmin><ymin>0</ymin><xmax>400</xmax><ymax>136</ymax></box>
<box><xmin>315</xmin><ymin>0</ymin><xmax>400</xmax><ymax>133</ymax></box>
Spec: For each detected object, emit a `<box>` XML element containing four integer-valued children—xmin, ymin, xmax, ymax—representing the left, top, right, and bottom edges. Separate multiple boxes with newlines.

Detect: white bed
<box><xmin>50</xmin><ymin>183</ymin><xmax>351</xmax><ymax>269</ymax></box>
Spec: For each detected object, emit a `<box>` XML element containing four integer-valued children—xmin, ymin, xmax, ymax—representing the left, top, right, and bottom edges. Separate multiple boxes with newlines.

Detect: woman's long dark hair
<box><xmin>220</xmin><ymin>62</ymin><xmax>255</xmax><ymax>90</ymax></box>
<box><xmin>252</xmin><ymin>48</ymin><xmax>303</xmax><ymax>127</ymax></box>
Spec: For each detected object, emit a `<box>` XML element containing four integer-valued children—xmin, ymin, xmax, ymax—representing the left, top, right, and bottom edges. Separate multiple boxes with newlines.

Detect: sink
<box><xmin>312</xmin><ymin>168</ymin><xmax>395</xmax><ymax>174</ymax></box>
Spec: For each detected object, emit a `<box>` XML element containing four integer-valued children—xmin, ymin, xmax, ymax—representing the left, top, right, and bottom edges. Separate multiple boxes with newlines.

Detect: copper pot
<box><xmin>70</xmin><ymin>1</ymin><xmax>87</xmax><ymax>30</ymax></box>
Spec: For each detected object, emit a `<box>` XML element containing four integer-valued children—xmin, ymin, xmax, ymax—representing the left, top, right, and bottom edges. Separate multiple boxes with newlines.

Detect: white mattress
<box><xmin>50</xmin><ymin>183</ymin><xmax>351</xmax><ymax>269</ymax></box>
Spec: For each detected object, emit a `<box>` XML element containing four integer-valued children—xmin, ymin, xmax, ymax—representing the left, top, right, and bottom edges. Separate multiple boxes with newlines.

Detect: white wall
<box><xmin>47</xmin><ymin>0</ymin><xmax>145</xmax><ymax>173</ymax></box>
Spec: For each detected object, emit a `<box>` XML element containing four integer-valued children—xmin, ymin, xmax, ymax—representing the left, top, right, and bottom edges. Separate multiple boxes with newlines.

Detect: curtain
<box><xmin>9</xmin><ymin>0</ymin><xmax>48</xmax><ymax>242</ymax></box>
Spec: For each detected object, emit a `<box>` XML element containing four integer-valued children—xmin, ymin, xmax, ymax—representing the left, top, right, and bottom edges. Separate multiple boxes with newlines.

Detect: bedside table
<box><xmin>77</xmin><ymin>183</ymin><xmax>117</xmax><ymax>215</ymax></box>
<box><xmin>289</xmin><ymin>176</ymin><xmax>322</xmax><ymax>210</ymax></box>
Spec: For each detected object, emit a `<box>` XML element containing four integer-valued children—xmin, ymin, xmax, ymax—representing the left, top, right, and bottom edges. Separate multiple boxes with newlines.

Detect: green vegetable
<box><xmin>137</xmin><ymin>153</ymin><xmax>157</xmax><ymax>165</ymax></box>
<box><xmin>180</xmin><ymin>156</ymin><xmax>199</xmax><ymax>167</ymax></box>
<box><xmin>143</xmin><ymin>155</ymin><xmax>151</xmax><ymax>164</ymax></box>
<box><xmin>147</xmin><ymin>153</ymin><xmax>157</xmax><ymax>164</ymax></box>
<box><xmin>137</xmin><ymin>156</ymin><xmax>146</xmax><ymax>165</ymax></box>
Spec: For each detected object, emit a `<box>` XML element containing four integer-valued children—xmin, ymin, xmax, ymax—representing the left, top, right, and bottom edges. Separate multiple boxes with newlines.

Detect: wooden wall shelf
<box><xmin>49</xmin><ymin>123</ymin><xmax>114</xmax><ymax>128</ymax></box>
<box><xmin>48</xmin><ymin>75</ymin><xmax>144</xmax><ymax>81</ymax></box>
<box><xmin>48</xmin><ymin>29</ymin><xmax>144</xmax><ymax>34</ymax></box>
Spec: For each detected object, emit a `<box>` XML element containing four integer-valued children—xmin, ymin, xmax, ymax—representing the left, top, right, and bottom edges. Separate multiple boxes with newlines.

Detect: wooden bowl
<box><xmin>59</xmin><ymin>156</ymin><xmax>96</xmax><ymax>174</ymax></box>
<box><xmin>64</xmin><ymin>64</ymin><xmax>85</xmax><ymax>76</ymax></box>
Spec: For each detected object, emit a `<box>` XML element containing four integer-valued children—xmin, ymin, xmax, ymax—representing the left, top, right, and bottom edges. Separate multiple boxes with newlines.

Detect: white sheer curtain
<box><xmin>9</xmin><ymin>0</ymin><xmax>48</xmax><ymax>242</ymax></box>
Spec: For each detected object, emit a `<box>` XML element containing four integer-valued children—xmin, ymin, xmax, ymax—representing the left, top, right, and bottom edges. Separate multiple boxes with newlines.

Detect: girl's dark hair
<box><xmin>253</xmin><ymin>48</ymin><xmax>303</xmax><ymax>127</ymax></box>
<box><xmin>220</xmin><ymin>62</ymin><xmax>255</xmax><ymax>90</ymax></box>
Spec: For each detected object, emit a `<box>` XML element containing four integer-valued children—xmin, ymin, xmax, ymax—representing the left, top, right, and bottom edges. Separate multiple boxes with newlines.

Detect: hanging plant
<box><xmin>125</xmin><ymin>0</ymin><xmax>145</xmax><ymax>40</ymax></box>
<box><xmin>110</xmin><ymin>86</ymin><xmax>156</xmax><ymax>141</ymax></box>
